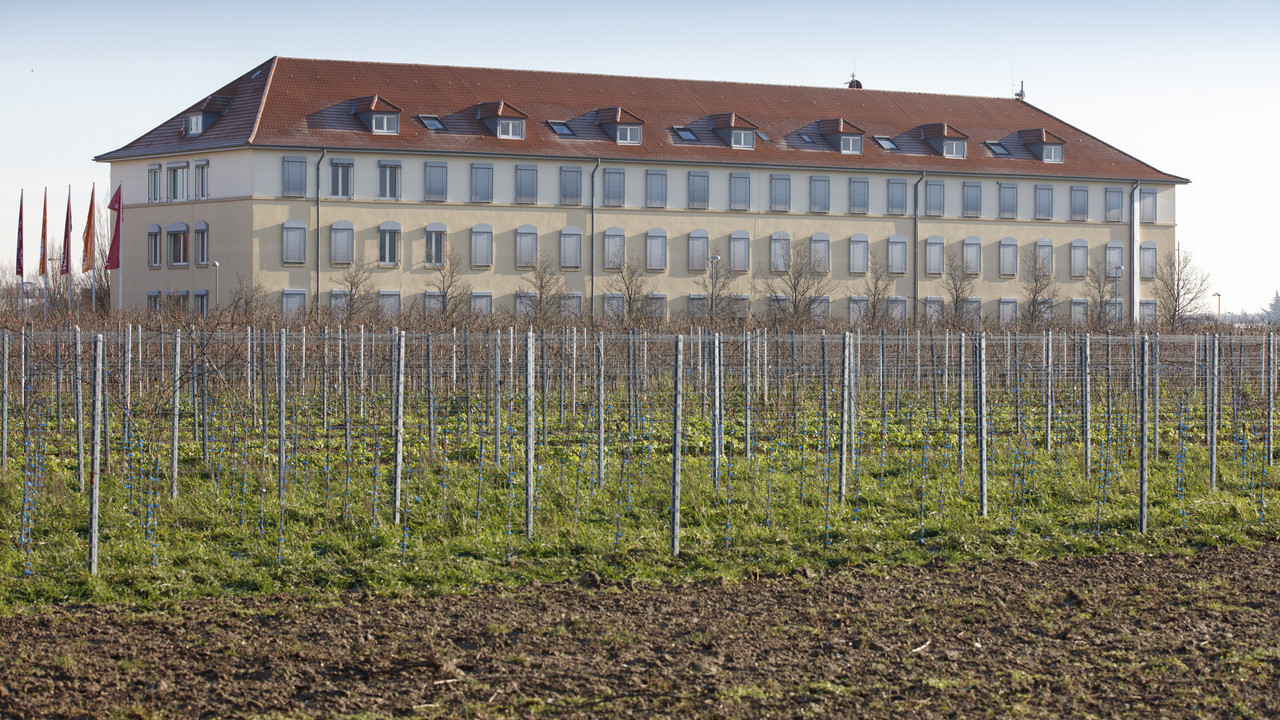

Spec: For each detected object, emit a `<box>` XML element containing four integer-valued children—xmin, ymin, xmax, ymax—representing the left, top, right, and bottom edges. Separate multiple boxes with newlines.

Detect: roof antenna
<box><xmin>847</xmin><ymin>72</ymin><xmax>862</xmax><ymax>90</ymax></box>
<box><xmin>1014</xmin><ymin>80</ymin><xmax>1025</xmax><ymax>101</ymax></box>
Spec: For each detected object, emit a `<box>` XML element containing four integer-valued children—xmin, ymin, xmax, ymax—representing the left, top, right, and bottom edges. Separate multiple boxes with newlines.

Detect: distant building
<box><xmin>95</xmin><ymin>57</ymin><xmax>1186</xmax><ymax>324</ymax></box>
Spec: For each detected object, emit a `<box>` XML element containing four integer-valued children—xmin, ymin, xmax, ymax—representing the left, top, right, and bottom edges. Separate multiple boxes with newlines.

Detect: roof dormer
<box><xmin>1019</xmin><ymin>128</ymin><xmax>1067</xmax><ymax>163</ymax></box>
<box><xmin>182</xmin><ymin>94</ymin><xmax>232</xmax><ymax>137</ymax></box>
<box><xmin>710</xmin><ymin>113</ymin><xmax>760</xmax><ymax>149</ymax></box>
<box><xmin>921</xmin><ymin>123</ymin><xmax>968</xmax><ymax>158</ymax></box>
<box><xmin>351</xmin><ymin>95</ymin><xmax>402</xmax><ymax>134</ymax></box>
<box><xmin>596</xmin><ymin>107</ymin><xmax>645</xmax><ymax>145</ymax></box>
<box><xmin>477</xmin><ymin>101</ymin><xmax>528</xmax><ymax>139</ymax></box>
<box><xmin>817</xmin><ymin>118</ymin><xmax>865</xmax><ymax>154</ymax></box>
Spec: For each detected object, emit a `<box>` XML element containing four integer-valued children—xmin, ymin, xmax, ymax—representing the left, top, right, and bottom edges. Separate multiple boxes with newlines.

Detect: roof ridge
<box><xmin>247</xmin><ymin>57</ymin><xmax>279</xmax><ymax>145</ymax></box>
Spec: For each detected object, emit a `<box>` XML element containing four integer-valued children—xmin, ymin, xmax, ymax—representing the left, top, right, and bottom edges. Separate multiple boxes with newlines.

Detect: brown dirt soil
<box><xmin>1</xmin><ymin>544</ymin><xmax>1278</xmax><ymax>719</ymax></box>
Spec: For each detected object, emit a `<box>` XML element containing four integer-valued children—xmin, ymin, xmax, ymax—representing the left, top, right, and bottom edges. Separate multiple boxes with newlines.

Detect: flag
<box><xmin>60</xmin><ymin>189</ymin><xmax>72</xmax><ymax>276</ymax></box>
<box><xmin>106</xmin><ymin>185</ymin><xmax>122</xmax><ymax>271</ymax></box>
<box><xmin>38</xmin><ymin>189</ymin><xmax>47</xmax><ymax>276</ymax></box>
<box><xmin>81</xmin><ymin>186</ymin><xmax>95</xmax><ymax>273</ymax></box>
<box><xmin>15</xmin><ymin>191</ymin><xmax>22</xmax><ymax>277</ymax></box>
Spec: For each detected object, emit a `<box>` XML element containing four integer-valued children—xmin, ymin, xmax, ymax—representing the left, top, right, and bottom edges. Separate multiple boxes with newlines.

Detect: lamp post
<box><xmin>709</xmin><ymin>254</ymin><xmax>722</xmax><ymax>323</ymax></box>
<box><xmin>212</xmin><ymin>260</ymin><xmax>220</xmax><ymax>309</ymax></box>
<box><xmin>1213</xmin><ymin>292</ymin><xmax>1221</xmax><ymax>322</ymax></box>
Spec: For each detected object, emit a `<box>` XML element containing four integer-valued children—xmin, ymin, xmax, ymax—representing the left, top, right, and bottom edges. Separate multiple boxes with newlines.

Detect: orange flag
<box><xmin>38</xmin><ymin>189</ymin><xmax>47</xmax><ymax>276</ymax></box>
<box><xmin>82</xmin><ymin>186</ymin><xmax>96</xmax><ymax>273</ymax></box>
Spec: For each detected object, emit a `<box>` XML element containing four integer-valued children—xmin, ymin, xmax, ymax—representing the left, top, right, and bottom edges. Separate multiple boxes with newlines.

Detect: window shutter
<box><xmin>730</xmin><ymin>174</ymin><xmax>750</xmax><ymax>210</ymax></box>
<box><xmin>646</xmin><ymin>170</ymin><xmax>667</xmax><ymax>208</ymax></box>
<box><xmin>283</xmin><ymin>158</ymin><xmax>306</xmax><ymax>197</ymax></box>
<box><xmin>688</xmin><ymin>232</ymin><xmax>708</xmax><ymax>272</ymax></box>
<box><xmin>472</xmin><ymin>227</ymin><xmax>493</xmax><ymax>266</ymax></box>
<box><xmin>647</xmin><ymin>230</ymin><xmax>667</xmax><ymax>271</ymax></box>
<box><xmin>730</xmin><ymin>232</ymin><xmax>749</xmax><ymax>271</ymax></box>
<box><xmin>889</xmin><ymin>236</ymin><xmax>906</xmax><ymax>274</ymax></box>
<box><xmin>963</xmin><ymin>239</ymin><xmax>981</xmax><ymax>275</ymax></box>
<box><xmin>770</xmin><ymin>234</ymin><xmax>789</xmax><ymax>272</ymax></box>
<box><xmin>560</xmin><ymin>167</ymin><xmax>581</xmax><ymax>205</ymax></box>
<box><xmin>604</xmin><ymin>169</ymin><xmax>624</xmax><ymax>206</ymax></box>
<box><xmin>963</xmin><ymin>183</ymin><xmax>981</xmax><ymax>217</ymax></box>
<box><xmin>425</xmin><ymin>162</ymin><xmax>447</xmax><ymax>201</ymax></box>
<box><xmin>1071</xmin><ymin>242</ymin><xmax>1087</xmax><ymax>277</ymax></box>
<box><xmin>926</xmin><ymin>182</ymin><xmax>944</xmax><ymax>216</ymax></box>
<box><xmin>811</xmin><ymin>234</ymin><xmax>830</xmax><ymax>272</ymax></box>
<box><xmin>516</xmin><ymin>227</ymin><xmax>537</xmax><ymax>267</ymax></box>
<box><xmin>888</xmin><ymin>180</ymin><xmax>907</xmax><ymax>214</ymax></box>
<box><xmin>1140</xmin><ymin>242</ymin><xmax>1156</xmax><ymax>278</ymax></box>
<box><xmin>770</xmin><ymin>175</ymin><xmax>790</xmax><ymax>211</ymax></box>
<box><xmin>516</xmin><ymin>166</ymin><xmax>537</xmax><ymax>204</ymax></box>
<box><xmin>471</xmin><ymin>164</ymin><xmax>493</xmax><ymax>203</ymax></box>
<box><xmin>810</xmin><ymin>177</ymin><xmax>830</xmax><ymax>213</ymax></box>
<box><xmin>926</xmin><ymin>239</ymin><xmax>943</xmax><ymax>275</ymax></box>
<box><xmin>999</xmin><ymin>241</ymin><xmax>1017</xmax><ymax>276</ymax></box>
<box><xmin>850</xmin><ymin>179</ymin><xmax>869</xmax><ymax>214</ymax></box>
<box><xmin>330</xmin><ymin>226</ymin><xmax>353</xmax><ymax>265</ymax></box>
<box><xmin>604</xmin><ymin>231</ymin><xmax>624</xmax><ymax>270</ymax></box>
<box><xmin>1105</xmin><ymin>188</ymin><xmax>1123</xmax><ymax>222</ymax></box>
<box><xmin>560</xmin><ymin>228</ymin><xmax>581</xmax><ymax>269</ymax></box>
<box><xmin>688</xmin><ymin>172</ymin><xmax>709</xmax><ymax>209</ymax></box>
<box><xmin>850</xmin><ymin>236</ymin><xmax>869</xmax><ymax>274</ymax></box>
<box><xmin>283</xmin><ymin>225</ymin><xmax>305</xmax><ymax>264</ymax></box>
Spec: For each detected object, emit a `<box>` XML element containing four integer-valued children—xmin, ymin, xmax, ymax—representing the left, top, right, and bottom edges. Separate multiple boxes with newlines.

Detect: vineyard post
<box><xmin>1045</xmin><ymin>330</ymin><xmax>1053</xmax><ymax>452</ymax></box>
<box><xmin>944</xmin><ymin>329</ymin><xmax>950</xmax><ymax>403</ymax></box>
<box><xmin>73</xmin><ymin>326</ymin><xmax>84</xmax><ymax>492</ymax></box>
<box><xmin>596</xmin><ymin>332</ymin><xmax>604</xmax><ymax>488</ymax></box>
<box><xmin>200</xmin><ymin>332</ymin><xmax>209</xmax><ymax>466</ymax></box>
<box><xmin>493</xmin><ymin>330</ymin><xmax>501</xmax><ymax>467</ymax></box>
<box><xmin>394</xmin><ymin>330</ymin><xmax>406</xmax><ymax>526</ymax></box>
<box><xmin>525</xmin><ymin>330</ymin><xmax>535</xmax><ymax>538</ymax></box>
<box><xmin>744</xmin><ymin>329</ymin><xmax>752</xmax><ymax>461</ymax></box>
<box><xmin>170</xmin><ymin>328</ymin><xmax>181</xmax><ymax>499</ymax></box>
<box><xmin>359</xmin><ymin>325</ymin><xmax>366</xmax><ymax>418</ymax></box>
<box><xmin>1</xmin><ymin>331</ymin><xmax>8</xmax><ymax>471</ymax></box>
<box><xmin>978</xmin><ymin>332</ymin><xmax>988</xmax><ymax>517</ymax></box>
<box><xmin>671</xmin><ymin>334</ymin><xmax>683</xmax><ymax>558</ymax></box>
<box><xmin>259</xmin><ymin>329</ymin><xmax>268</xmax><ymax>465</ymax></box>
<box><xmin>123</xmin><ymin>325</ymin><xmax>131</xmax><ymax>455</ymax></box>
<box><xmin>1139</xmin><ymin>334</ymin><xmax>1149</xmax><ymax>533</ymax></box>
<box><xmin>322</xmin><ymin>327</ymin><xmax>329</xmax><ymax>462</ymax></box>
<box><xmin>541</xmin><ymin>332</ymin><xmax>549</xmax><ymax>445</ymax></box>
<box><xmin>300</xmin><ymin>327</ymin><xmax>306</xmax><ymax>391</ymax></box>
<box><xmin>427</xmin><ymin>333</ymin><xmax>436</xmax><ymax>449</ymax></box>
<box><xmin>1268</xmin><ymin>331</ymin><xmax>1274</xmax><ymax>466</ymax></box>
<box><xmin>245</xmin><ymin>326</ymin><xmax>253</xmax><ymax>424</ymax></box>
<box><xmin>19</xmin><ymin>328</ymin><xmax>26</xmax><ymax>420</ymax></box>
<box><xmin>278</xmin><ymin>328</ymin><xmax>287</xmax><ymax>501</ymax></box>
<box><xmin>958</xmin><ymin>333</ymin><xmax>965</xmax><ymax>474</ymax></box>
<box><xmin>1210</xmin><ymin>333</ymin><xmax>1219</xmax><ymax>491</ymax></box>
<box><xmin>342</xmin><ymin>327</ymin><xmax>351</xmax><ymax>458</ymax></box>
<box><xmin>1153</xmin><ymin>334</ymin><xmax>1160</xmax><ymax>459</ymax></box>
<box><xmin>839</xmin><ymin>331</ymin><xmax>849</xmax><ymax>503</ymax></box>
<box><xmin>713</xmin><ymin>332</ymin><xmax>722</xmax><ymax>490</ymax></box>
<box><xmin>88</xmin><ymin>334</ymin><xmax>103</xmax><ymax>576</ymax></box>
<box><xmin>55</xmin><ymin>334</ymin><xmax>62</xmax><ymax>433</ymax></box>
<box><xmin>929</xmin><ymin>332</ymin><xmax>938</xmax><ymax>423</ymax></box>
<box><xmin>1083</xmin><ymin>335</ymin><xmax>1092</xmax><ymax>481</ymax></box>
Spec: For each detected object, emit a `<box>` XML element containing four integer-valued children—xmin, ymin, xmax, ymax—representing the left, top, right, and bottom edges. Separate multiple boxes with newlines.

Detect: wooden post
<box><xmin>88</xmin><ymin>334</ymin><xmax>104</xmax><ymax>576</ymax></box>
<box><xmin>671</xmin><ymin>334</ymin><xmax>683</xmax><ymax>558</ymax></box>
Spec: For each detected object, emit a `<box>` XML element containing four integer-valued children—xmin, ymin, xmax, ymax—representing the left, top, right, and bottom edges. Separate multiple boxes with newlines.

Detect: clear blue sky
<box><xmin>2</xmin><ymin>0</ymin><xmax>1277</xmax><ymax>312</ymax></box>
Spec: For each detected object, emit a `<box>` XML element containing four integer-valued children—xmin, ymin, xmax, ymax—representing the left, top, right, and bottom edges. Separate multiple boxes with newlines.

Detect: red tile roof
<box><xmin>921</xmin><ymin>122</ymin><xmax>968</xmax><ymax>139</ymax></box>
<box><xmin>595</xmin><ymin>107</ymin><xmax>645</xmax><ymax>125</ymax></box>
<box><xmin>476</xmin><ymin>101</ymin><xmax>527</xmax><ymax>119</ymax></box>
<box><xmin>351</xmin><ymin>95</ymin><xmax>402</xmax><ymax>114</ymax></box>
<box><xmin>95</xmin><ymin>56</ymin><xmax>1188</xmax><ymax>183</ymax></box>
<box><xmin>817</xmin><ymin>118</ymin><xmax>865</xmax><ymax>135</ymax></box>
<box><xmin>1018</xmin><ymin>128</ymin><xmax>1067</xmax><ymax>145</ymax></box>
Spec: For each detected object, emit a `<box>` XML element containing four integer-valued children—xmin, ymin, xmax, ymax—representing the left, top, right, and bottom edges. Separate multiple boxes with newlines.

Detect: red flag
<box><xmin>60</xmin><ymin>190</ymin><xmax>72</xmax><ymax>276</ymax></box>
<box><xmin>81</xmin><ymin>186</ymin><xmax>96</xmax><ymax>273</ymax></box>
<box><xmin>14</xmin><ymin>191</ymin><xmax>22</xmax><ymax>277</ymax></box>
<box><xmin>38</xmin><ymin>189</ymin><xmax>47</xmax><ymax>277</ymax></box>
<box><xmin>106</xmin><ymin>185</ymin><xmax>122</xmax><ymax>271</ymax></box>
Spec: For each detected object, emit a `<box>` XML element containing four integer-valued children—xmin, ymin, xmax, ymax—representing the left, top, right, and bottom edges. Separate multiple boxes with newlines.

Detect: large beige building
<box><xmin>96</xmin><ymin>57</ymin><xmax>1186</xmax><ymax>324</ymax></box>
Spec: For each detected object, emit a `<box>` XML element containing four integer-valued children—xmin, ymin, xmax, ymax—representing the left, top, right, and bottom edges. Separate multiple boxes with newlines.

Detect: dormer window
<box><xmin>420</xmin><ymin>115</ymin><xmax>446</xmax><ymax>131</ymax></box>
<box><xmin>616</xmin><ymin>125</ymin><xmax>642</xmax><ymax>144</ymax></box>
<box><xmin>674</xmin><ymin>126</ymin><xmax>697</xmax><ymax>142</ymax></box>
<box><xmin>1018</xmin><ymin>129</ymin><xmax>1067</xmax><ymax>163</ymax></box>
<box><xmin>818</xmin><ymin>118</ymin><xmax>865</xmax><ymax>154</ymax></box>
<box><xmin>596</xmin><ymin>107</ymin><xmax>645</xmax><ymax>145</ymax></box>
<box><xmin>371</xmin><ymin>114</ymin><xmax>399</xmax><ymax>134</ymax></box>
<box><xmin>840</xmin><ymin>135</ymin><xmax>862</xmax><ymax>154</ymax></box>
<box><xmin>186</xmin><ymin>114</ymin><xmax>203</xmax><ymax>136</ymax></box>
<box><xmin>710</xmin><ymin>112</ymin><xmax>760</xmax><ymax>149</ymax></box>
<box><xmin>496</xmin><ymin>118</ymin><xmax>525</xmax><ymax>139</ymax></box>
<box><xmin>942</xmin><ymin>139</ymin><xmax>966</xmax><ymax>158</ymax></box>
<box><xmin>987</xmin><ymin>141</ymin><xmax>1010</xmax><ymax>156</ymax></box>
<box><xmin>1042</xmin><ymin>144</ymin><xmax>1064</xmax><ymax>163</ymax></box>
<box><xmin>183</xmin><ymin>94</ymin><xmax>230</xmax><ymax>138</ymax></box>
<box><xmin>549</xmin><ymin>121</ymin><xmax>575</xmax><ymax>137</ymax></box>
<box><xmin>874</xmin><ymin>136</ymin><xmax>899</xmax><ymax>150</ymax></box>
<box><xmin>921</xmin><ymin>123</ymin><xmax>968</xmax><ymax>158</ymax></box>
<box><xmin>731</xmin><ymin>129</ymin><xmax>755</xmax><ymax>149</ymax></box>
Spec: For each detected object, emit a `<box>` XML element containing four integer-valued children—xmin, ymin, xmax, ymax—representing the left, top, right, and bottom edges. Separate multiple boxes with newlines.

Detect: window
<box><xmin>688</xmin><ymin>172</ymin><xmax>709</xmax><ymax>210</ymax></box>
<box><xmin>730</xmin><ymin>129</ymin><xmax>755</xmax><ymax>149</ymax></box>
<box><xmin>874</xmin><ymin>136</ymin><xmax>899</xmax><ymax>150</ymax></box>
<box><xmin>425</xmin><ymin>162</ymin><xmax>447</xmax><ymax>202</ymax></box>
<box><xmin>604</xmin><ymin>227</ymin><xmax>625</xmax><ymax>270</ymax></box>
<box><xmin>282</xmin><ymin>219</ymin><xmax>307</xmax><ymax>264</ymax></box>
<box><xmin>1071</xmin><ymin>186</ymin><xmax>1088</xmax><ymax>222</ymax></box>
<box><xmin>1033</xmin><ymin>298</ymin><xmax>1054</xmax><ymax>323</ymax></box>
<box><xmin>333</xmin><ymin>290</ymin><xmax>352</xmax><ymax>317</ymax></box>
<box><xmin>688</xmin><ymin>230</ymin><xmax>708</xmax><ymax>272</ymax></box>
<box><xmin>166</xmin><ymin>290</ymin><xmax>189</xmax><ymax>311</ymax></box>
<box><xmin>167</xmin><ymin>163</ymin><xmax>187</xmax><ymax>202</ymax></box>
<box><xmin>1042</xmin><ymin>144</ymin><xmax>1064</xmax><ymax>163</ymax></box>
<box><xmin>888</xmin><ymin>234</ymin><xmax>907</xmax><ymax>274</ymax></box>
<box><xmin>849</xmin><ymin>178</ymin><xmax>869</xmax><ymax>214</ymax></box>
<box><xmin>811</xmin><ymin>233</ymin><xmax>830</xmax><ymax>273</ymax></box>
<box><xmin>378</xmin><ymin>160</ymin><xmax>401</xmax><ymax>200</ymax></box>
<box><xmin>1106</xmin><ymin>299</ymin><xmax>1123</xmax><ymax>322</ymax></box>
<box><xmin>147</xmin><ymin>165</ymin><xmax>162</xmax><ymax>203</ymax></box>
<box><xmin>1034</xmin><ymin>238</ymin><xmax>1053</xmax><ymax>275</ymax></box>
<box><xmin>471</xmin><ymin>163</ymin><xmax>493</xmax><ymax>203</ymax></box>
<box><xmin>963</xmin><ymin>182</ymin><xmax>981</xmax><ymax>217</ymax></box>
<box><xmin>962</xmin><ymin>297</ymin><xmax>982</xmax><ymax>321</ymax></box>
<box><xmin>925</xmin><ymin>296</ymin><xmax>943</xmax><ymax>323</ymax></box>
<box><xmin>425</xmin><ymin>223</ymin><xmax>445</xmax><ymax>267</ymax></box>
<box><xmin>548</xmin><ymin>120</ymin><xmax>574</xmax><ymax>137</ymax></box>
<box><xmin>839</xmin><ymin>135</ymin><xmax>862</xmax><ymax>154</ymax></box>
<box><xmin>561</xmin><ymin>293</ymin><xmax>583</xmax><ymax>318</ymax></box>
<box><xmin>516</xmin><ymin>291</ymin><xmax>538</xmax><ymax>319</ymax></box>
<box><xmin>963</xmin><ymin>236</ymin><xmax>981</xmax><ymax>276</ymax></box>
<box><xmin>810</xmin><ymin>176</ymin><xmax>830</xmax><ymax>213</ymax></box>
<box><xmin>756</xmin><ymin>130</ymin><xmax>771</xmax><ymax>143</ymax></box>
<box><xmin>999</xmin><ymin>183</ymin><xmax>1017</xmax><ymax>219</ymax></box>
<box><xmin>942</xmin><ymin>139</ymin><xmax>966</xmax><ymax>158</ymax></box>
<box><xmin>1035</xmin><ymin>185</ymin><xmax>1053</xmax><ymax>220</ymax></box>
<box><xmin>194</xmin><ymin>221</ymin><xmax>209</xmax><ymax>266</ymax></box>
<box><xmin>799</xmin><ymin>133</ymin><xmax>814</xmax><ymax>144</ymax></box>
<box><xmin>371</xmin><ymin>114</ymin><xmax>398</xmax><ymax>134</ymax></box>
<box><xmin>688</xmin><ymin>294</ymin><xmax>709</xmax><ymax>318</ymax></box>
<box><xmin>330</xmin><ymin>221</ymin><xmax>354</xmax><ymax>265</ymax></box>
<box><xmin>674</xmin><ymin>126</ymin><xmax>697</xmax><ymax>141</ymax></box>
<box><xmin>331</xmin><ymin>159</ymin><xmax>353</xmax><ymax>198</ymax></box>
<box><xmin>730</xmin><ymin>294</ymin><xmax>750</xmax><ymax>319</ymax></box>
<box><xmin>471</xmin><ymin>292</ymin><xmax>493</xmax><ymax>316</ymax></box>
<box><xmin>1140</xmin><ymin>299</ymin><xmax>1156</xmax><ymax>325</ymax></box>
<box><xmin>849</xmin><ymin>234</ymin><xmax>869</xmax><ymax>274</ymax></box>
<box><xmin>471</xmin><ymin>224</ymin><xmax>493</xmax><ymax>267</ymax></box>
<box><xmin>603</xmin><ymin>293</ymin><xmax>625</xmax><ymax>320</ymax></box>
<box><xmin>1140</xmin><ymin>240</ymin><xmax>1156</xmax><ymax>279</ymax></box>
<box><xmin>187</xmin><ymin>114</ymin><xmax>202</xmax><ymax>136</ymax></box>
<box><xmin>1106</xmin><ymin>241</ymin><xmax>1123</xmax><ymax>278</ymax></box>
<box><xmin>616</xmin><ymin>125</ymin><xmax>642</xmax><ymax>144</ymax></box>
<box><xmin>887</xmin><ymin>180</ymin><xmax>907</xmax><ymax>215</ymax></box>
<box><xmin>888</xmin><ymin>296</ymin><xmax>907</xmax><ymax>321</ymax></box>
<box><xmin>812</xmin><ymin>296</ymin><xmax>830</xmax><ymax>319</ymax></box>
<box><xmin>729</xmin><ymin>173</ymin><xmax>750</xmax><ymax>211</ymax></box>
<box><xmin>560</xmin><ymin>226</ymin><xmax>582</xmax><ymax>269</ymax></box>
<box><xmin>999</xmin><ymin>298</ymin><xmax>1018</xmax><ymax>324</ymax></box>
<box><xmin>194</xmin><ymin>161</ymin><xmax>209</xmax><ymax>200</ymax></box>
<box><xmin>376</xmin><ymin>290</ymin><xmax>400</xmax><ymax>317</ymax></box>
<box><xmin>1070</xmin><ymin>239</ymin><xmax>1088</xmax><ymax>278</ymax></box>
<box><xmin>1105</xmin><ymin>187</ymin><xmax>1123</xmax><ymax>222</ymax></box>
<box><xmin>769</xmin><ymin>232</ymin><xmax>790</xmax><ymax>273</ymax></box>
<box><xmin>515</xmin><ymin>165</ymin><xmax>538</xmax><ymax>204</ymax></box>
<box><xmin>167</xmin><ymin>223</ymin><xmax>188</xmax><ymax>266</ymax></box>
<box><xmin>194</xmin><ymin>290</ymin><xmax>208</xmax><ymax>317</ymax></box>
<box><xmin>999</xmin><ymin>237</ymin><xmax>1018</xmax><ymax>277</ymax></box>
<box><xmin>515</xmin><ymin>224</ymin><xmax>538</xmax><ymax>268</ymax></box>
<box><xmin>147</xmin><ymin>225</ymin><xmax>161</xmax><ymax>267</ymax></box>
<box><xmin>496</xmin><ymin>119</ymin><xmax>524</xmax><ymax>139</ymax></box>
<box><xmin>282</xmin><ymin>157</ymin><xmax>306</xmax><ymax>197</ymax></box>
<box><xmin>729</xmin><ymin>230</ymin><xmax>749</xmax><ymax>272</ymax></box>
<box><xmin>603</xmin><ymin>168</ymin><xmax>625</xmax><ymax>207</ymax></box>
<box><xmin>925</xmin><ymin>235</ymin><xmax>943</xmax><ymax>275</ymax></box>
<box><xmin>378</xmin><ymin>222</ymin><xmax>400</xmax><ymax>265</ymax></box>
<box><xmin>925</xmin><ymin>181</ymin><xmax>944</xmax><ymax>216</ymax></box>
<box><xmin>849</xmin><ymin>296</ymin><xmax>869</xmax><ymax>323</ymax></box>
<box><xmin>646</xmin><ymin>170</ymin><xmax>667</xmax><ymax>208</ymax></box>
<box><xmin>987</xmin><ymin>141</ymin><xmax>1010</xmax><ymax>156</ymax></box>
<box><xmin>1140</xmin><ymin>189</ymin><xmax>1157</xmax><ymax>223</ymax></box>
<box><xmin>282</xmin><ymin>290</ymin><xmax>306</xmax><ymax>317</ymax></box>
<box><xmin>422</xmin><ymin>291</ymin><xmax>444</xmax><ymax>314</ymax></box>
<box><xmin>146</xmin><ymin>291</ymin><xmax>161</xmax><ymax>313</ymax></box>
<box><xmin>420</xmin><ymin>115</ymin><xmax>446</xmax><ymax>131</ymax></box>
<box><xmin>560</xmin><ymin>166</ymin><xmax>582</xmax><ymax>205</ymax></box>
<box><xmin>646</xmin><ymin>293</ymin><xmax>667</xmax><ymax>319</ymax></box>
<box><xmin>770</xmin><ymin>174</ymin><xmax>790</xmax><ymax>211</ymax></box>
<box><xmin>646</xmin><ymin>229</ymin><xmax>667</xmax><ymax>271</ymax></box>
<box><xmin>1071</xmin><ymin>299</ymin><xmax>1088</xmax><ymax>324</ymax></box>
<box><xmin>768</xmin><ymin>295</ymin><xmax>789</xmax><ymax>316</ymax></box>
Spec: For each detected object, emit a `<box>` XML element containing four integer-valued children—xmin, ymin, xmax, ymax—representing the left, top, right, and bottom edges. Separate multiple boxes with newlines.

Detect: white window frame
<box><xmin>378</xmin><ymin>161</ymin><xmax>401</xmax><ymax>200</ymax></box>
<box><xmin>330</xmin><ymin>221</ymin><xmax>354</xmax><ymax>266</ymax></box>
<box><xmin>147</xmin><ymin>165</ymin><xmax>162</xmax><ymax>203</ymax></box>
<box><xmin>194</xmin><ymin>222</ymin><xmax>209</xmax><ymax>266</ymax></box>
<box><xmin>424</xmin><ymin>223</ymin><xmax>445</xmax><ymax>267</ymax></box>
<box><xmin>496</xmin><ymin>119</ymin><xmax>525</xmax><ymax>139</ymax></box>
<box><xmin>331</xmin><ymin>159</ymin><xmax>353</xmax><ymax>199</ymax></box>
<box><xmin>371</xmin><ymin>114</ymin><xmax>399</xmax><ymax>134</ymax></box>
<box><xmin>167</xmin><ymin>163</ymin><xmax>187</xmax><ymax>202</ymax></box>
<box><xmin>730</xmin><ymin>129</ymin><xmax>755</xmax><ymax>149</ymax></box>
<box><xmin>193</xmin><ymin>160</ymin><xmax>209</xmax><ymax>200</ymax></box>
<box><xmin>839</xmin><ymin>135</ymin><xmax>862</xmax><ymax>154</ymax></box>
<box><xmin>378</xmin><ymin>223</ymin><xmax>400</xmax><ymax>266</ymax></box>
<box><xmin>942</xmin><ymin>139</ymin><xmax>966</xmax><ymax>158</ymax></box>
<box><xmin>168</xmin><ymin>228</ymin><xmax>188</xmax><ymax>267</ymax></box>
<box><xmin>147</xmin><ymin>227</ymin><xmax>161</xmax><ymax>267</ymax></box>
<box><xmin>616</xmin><ymin>125</ymin><xmax>642</xmax><ymax>145</ymax></box>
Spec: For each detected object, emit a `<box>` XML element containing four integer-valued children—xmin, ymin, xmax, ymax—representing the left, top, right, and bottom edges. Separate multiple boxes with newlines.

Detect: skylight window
<box><xmin>420</xmin><ymin>115</ymin><xmax>446</xmax><ymax>131</ymax></box>
<box><xmin>371</xmin><ymin>114</ymin><xmax>399</xmax><ymax>134</ymax></box>
<box><xmin>799</xmin><ymin>134</ymin><xmax>814</xmax><ymax>143</ymax></box>
<box><xmin>874</xmin><ymin>136</ymin><xmax>899</xmax><ymax>150</ymax></box>
<box><xmin>674</xmin><ymin>126</ymin><xmax>697</xmax><ymax>141</ymax></box>
<box><xmin>756</xmin><ymin>130</ymin><xmax>771</xmax><ymax>143</ymax></box>
<box><xmin>987</xmin><ymin>141</ymin><xmax>1010</xmax><ymax>156</ymax></box>
<box><xmin>549</xmin><ymin>120</ymin><xmax>575</xmax><ymax>137</ymax></box>
<box><xmin>730</xmin><ymin>129</ymin><xmax>755</xmax><ymax>149</ymax></box>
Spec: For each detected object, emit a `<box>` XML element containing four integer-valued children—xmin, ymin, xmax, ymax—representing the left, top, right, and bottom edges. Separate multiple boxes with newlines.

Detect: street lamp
<box><xmin>709</xmin><ymin>254</ymin><xmax>722</xmax><ymax>322</ymax></box>
<box><xmin>1213</xmin><ymin>292</ymin><xmax>1221</xmax><ymax>321</ymax></box>
<box><xmin>211</xmin><ymin>260</ymin><xmax>220</xmax><ymax>308</ymax></box>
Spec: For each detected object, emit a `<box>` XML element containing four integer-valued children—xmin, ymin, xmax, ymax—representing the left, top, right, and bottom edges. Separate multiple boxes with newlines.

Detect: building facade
<box><xmin>96</xmin><ymin>57</ymin><xmax>1186</xmax><ymax>324</ymax></box>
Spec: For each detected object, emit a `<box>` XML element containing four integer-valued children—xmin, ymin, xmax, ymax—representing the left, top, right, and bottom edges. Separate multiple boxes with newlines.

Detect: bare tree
<box><xmin>336</xmin><ymin>261</ymin><xmax>376</xmax><ymax>320</ymax></box>
<box><xmin>693</xmin><ymin>247</ymin><xmax>738</xmax><ymax>325</ymax></box>
<box><xmin>758</xmin><ymin>239</ymin><xmax>835</xmax><ymax>324</ymax></box>
<box><xmin>941</xmin><ymin>247</ymin><xmax>976</xmax><ymax>326</ymax></box>
<box><xmin>1021</xmin><ymin>246</ymin><xmax>1058</xmax><ymax>326</ymax></box>
<box><xmin>861</xmin><ymin>254</ymin><xmax>894</xmax><ymax>324</ymax></box>
<box><xmin>604</xmin><ymin>256</ymin><xmax>651</xmax><ymax>323</ymax></box>
<box><xmin>1153</xmin><ymin>247</ymin><xmax>1210</xmax><ymax>332</ymax></box>
<box><xmin>229</xmin><ymin>272</ymin><xmax>268</xmax><ymax>326</ymax></box>
<box><xmin>425</xmin><ymin>251</ymin><xmax>472</xmax><ymax>323</ymax></box>
<box><xmin>1083</xmin><ymin>258</ymin><xmax>1121</xmax><ymax>330</ymax></box>
<box><xmin>519</xmin><ymin>252</ymin><xmax>567</xmax><ymax>328</ymax></box>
